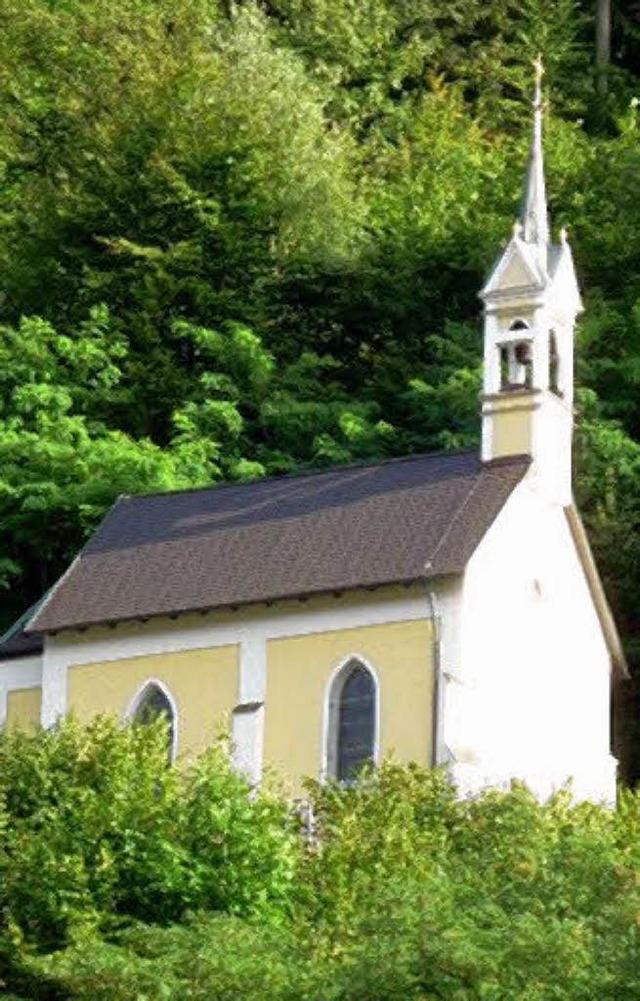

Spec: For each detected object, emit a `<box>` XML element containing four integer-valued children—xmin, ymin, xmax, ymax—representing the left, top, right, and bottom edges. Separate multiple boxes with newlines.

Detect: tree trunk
<box><xmin>596</xmin><ymin>0</ymin><xmax>612</xmax><ymax>97</ymax></box>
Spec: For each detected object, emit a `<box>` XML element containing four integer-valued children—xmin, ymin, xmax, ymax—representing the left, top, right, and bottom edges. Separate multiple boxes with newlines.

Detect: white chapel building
<box><xmin>0</xmin><ymin>72</ymin><xmax>626</xmax><ymax>802</ymax></box>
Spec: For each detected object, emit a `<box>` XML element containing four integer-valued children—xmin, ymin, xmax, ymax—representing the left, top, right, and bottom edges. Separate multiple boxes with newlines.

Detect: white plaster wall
<box><xmin>532</xmin><ymin>392</ymin><xmax>573</xmax><ymax>507</ymax></box>
<box><xmin>446</xmin><ymin>472</ymin><xmax>616</xmax><ymax>803</ymax></box>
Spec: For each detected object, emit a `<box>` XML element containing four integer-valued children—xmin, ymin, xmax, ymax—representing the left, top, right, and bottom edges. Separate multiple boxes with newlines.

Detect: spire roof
<box><xmin>520</xmin><ymin>56</ymin><xmax>549</xmax><ymax>246</ymax></box>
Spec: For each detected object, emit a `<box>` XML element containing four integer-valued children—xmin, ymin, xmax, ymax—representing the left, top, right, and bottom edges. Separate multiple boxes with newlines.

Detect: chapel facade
<box><xmin>0</xmin><ymin>70</ymin><xmax>626</xmax><ymax>801</ymax></box>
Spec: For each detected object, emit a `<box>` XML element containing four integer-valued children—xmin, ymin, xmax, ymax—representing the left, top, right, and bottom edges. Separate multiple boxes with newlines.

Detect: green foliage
<box><xmin>296</xmin><ymin>765</ymin><xmax>640</xmax><ymax>1000</ymax></box>
<box><xmin>0</xmin><ymin>717</ymin><xmax>299</xmax><ymax>954</ymax></box>
<box><xmin>9</xmin><ymin>758</ymin><xmax>640</xmax><ymax>1001</ymax></box>
<box><xmin>33</xmin><ymin>915</ymin><xmax>314</xmax><ymax>1001</ymax></box>
<box><xmin>0</xmin><ymin>311</ymin><xmax>213</xmax><ymax>617</ymax></box>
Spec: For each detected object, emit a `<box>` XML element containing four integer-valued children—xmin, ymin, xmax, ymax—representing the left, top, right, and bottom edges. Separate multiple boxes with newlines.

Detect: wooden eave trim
<box><xmin>564</xmin><ymin>505</ymin><xmax>629</xmax><ymax>679</ymax></box>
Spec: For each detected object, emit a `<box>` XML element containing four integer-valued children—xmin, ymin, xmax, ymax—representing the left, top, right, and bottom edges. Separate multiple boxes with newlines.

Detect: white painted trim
<box><xmin>124</xmin><ymin>677</ymin><xmax>179</xmax><ymax>763</ymax></box>
<box><xmin>320</xmin><ymin>653</ymin><xmax>381</xmax><ymax>782</ymax></box>
<box><xmin>41</xmin><ymin>643</ymin><xmax>68</xmax><ymax>728</ymax></box>
<box><xmin>38</xmin><ymin>593</ymin><xmax>430</xmax><ymax>758</ymax></box>
<box><xmin>233</xmin><ymin>634</ymin><xmax>267</xmax><ymax>783</ymax></box>
<box><xmin>481</xmin><ymin>407</ymin><xmax>493</xmax><ymax>463</ymax></box>
<box><xmin>41</xmin><ymin>593</ymin><xmax>432</xmax><ymax>727</ymax></box>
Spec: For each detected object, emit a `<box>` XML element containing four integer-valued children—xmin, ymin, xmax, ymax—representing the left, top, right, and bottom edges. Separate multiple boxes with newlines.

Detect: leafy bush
<box><xmin>298</xmin><ymin>763</ymin><xmax>640</xmax><ymax>1000</ymax></box>
<box><xmin>0</xmin><ymin>717</ymin><xmax>299</xmax><ymax>952</ymax></box>
<box><xmin>8</xmin><ymin>756</ymin><xmax>640</xmax><ymax>1001</ymax></box>
<box><xmin>34</xmin><ymin>915</ymin><xmax>316</xmax><ymax>1001</ymax></box>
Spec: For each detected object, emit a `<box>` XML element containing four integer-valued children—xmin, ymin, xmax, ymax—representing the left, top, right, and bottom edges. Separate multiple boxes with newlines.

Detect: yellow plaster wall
<box><xmin>68</xmin><ymin>646</ymin><xmax>238</xmax><ymax>758</ymax></box>
<box><xmin>265</xmin><ymin>618</ymin><xmax>433</xmax><ymax>787</ymax></box>
<box><xmin>6</xmin><ymin>687</ymin><xmax>41</xmax><ymax>733</ymax></box>
<box><xmin>490</xmin><ymin>404</ymin><xmax>534</xmax><ymax>458</ymax></box>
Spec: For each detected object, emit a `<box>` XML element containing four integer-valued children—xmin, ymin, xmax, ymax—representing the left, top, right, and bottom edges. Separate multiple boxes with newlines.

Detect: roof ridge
<box><xmin>119</xmin><ymin>447</ymin><xmax>483</xmax><ymax>503</ymax></box>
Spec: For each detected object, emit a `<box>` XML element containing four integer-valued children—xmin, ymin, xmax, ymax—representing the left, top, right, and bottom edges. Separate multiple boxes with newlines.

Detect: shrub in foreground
<box><xmin>0</xmin><ymin>717</ymin><xmax>298</xmax><ymax>952</ymax></box>
<box><xmin>34</xmin><ymin>915</ymin><xmax>316</xmax><ymax>1001</ymax></box>
<box><xmin>5</xmin><ymin>733</ymin><xmax>640</xmax><ymax>1000</ymax></box>
<box><xmin>299</xmin><ymin>763</ymin><xmax>640</xmax><ymax>1000</ymax></box>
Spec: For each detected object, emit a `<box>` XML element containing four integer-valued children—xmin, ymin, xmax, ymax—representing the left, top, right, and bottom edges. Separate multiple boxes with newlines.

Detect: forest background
<box><xmin>0</xmin><ymin>0</ymin><xmax>639</xmax><ymax>761</ymax></box>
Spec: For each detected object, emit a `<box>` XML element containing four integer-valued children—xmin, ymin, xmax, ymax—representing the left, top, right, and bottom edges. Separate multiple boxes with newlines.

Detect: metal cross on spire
<box><xmin>520</xmin><ymin>55</ymin><xmax>550</xmax><ymax>247</ymax></box>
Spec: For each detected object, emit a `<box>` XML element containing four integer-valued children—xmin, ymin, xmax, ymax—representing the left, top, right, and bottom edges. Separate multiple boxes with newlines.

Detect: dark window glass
<box><xmin>133</xmin><ymin>684</ymin><xmax>175</xmax><ymax>759</ymax></box>
<box><xmin>549</xmin><ymin>331</ymin><xmax>560</xmax><ymax>395</ymax></box>
<box><xmin>337</xmin><ymin>664</ymin><xmax>375</xmax><ymax>781</ymax></box>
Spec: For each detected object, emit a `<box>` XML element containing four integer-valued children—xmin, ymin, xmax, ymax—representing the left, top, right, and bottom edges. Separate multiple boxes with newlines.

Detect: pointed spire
<box><xmin>520</xmin><ymin>55</ymin><xmax>549</xmax><ymax>247</ymax></box>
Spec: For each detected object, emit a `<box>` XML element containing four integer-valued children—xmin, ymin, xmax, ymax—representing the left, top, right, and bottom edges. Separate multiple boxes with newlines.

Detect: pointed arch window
<box><xmin>549</xmin><ymin>330</ymin><xmax>561</xmax><ymax>395</ymax></box>
<box><xmin>326</xmin><ymin>659</ymin><xmax>377</xmax><ymax>782</ymax></box>
<box><xmin>129</xmin><ymin>681</ymin><xmax>177</xmax><ymax>762</ymax></box>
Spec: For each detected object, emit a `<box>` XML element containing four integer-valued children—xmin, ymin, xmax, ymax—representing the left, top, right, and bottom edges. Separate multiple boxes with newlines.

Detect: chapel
<box><xmin>0</xmin><ymin>69</ymin><xmax>626</xmax><ymax>801</ymax></box>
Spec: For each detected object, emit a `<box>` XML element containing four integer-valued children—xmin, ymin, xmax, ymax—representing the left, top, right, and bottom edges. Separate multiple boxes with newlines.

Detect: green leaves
<box><xmin>9</xmin><ymin>756</ymin><xmax>640</xmax><ymax>1000</ymax></box>
<box><xmin>0</xmin><ymin>717</ymin><xmax>300</xmax><ymax>952</ymax></box>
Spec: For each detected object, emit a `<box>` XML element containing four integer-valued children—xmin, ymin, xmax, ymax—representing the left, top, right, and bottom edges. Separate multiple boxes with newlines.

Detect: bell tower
<box><xmin>480</xmin><ymin>58</ymin><xmax>582</xmax><ymax>505</ymax></box>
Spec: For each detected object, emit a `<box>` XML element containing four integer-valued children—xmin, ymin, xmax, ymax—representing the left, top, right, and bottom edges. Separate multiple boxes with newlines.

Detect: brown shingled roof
<box><xmin>29</xmin><ymin>451</ymin><xmax>530</xmax><ymax>634</ymax></box>
<box><xmin>0</xmin><ymin>599</ymin><xmax>44</xmax><ymax>660</ymax></box>
<box><xmin>0</xmin><ymin>626</ymin><xmax>43</xmax><ymax>660</ymax></box>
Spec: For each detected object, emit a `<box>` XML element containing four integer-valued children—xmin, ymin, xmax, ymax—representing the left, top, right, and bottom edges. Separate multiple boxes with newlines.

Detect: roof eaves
<box><xmin>0</xmin><ymin>596</ymin><xmax>47</xmax><ymax>659</ymax></box>
<box><xmin>564</xmin><ymin>505</ymin><xmax>629</xmax><ymax>679</ymax></box>
<box><xmin>33</xmin><ymin>576</ymin><xmax>441</xmax><ymax>637</ymax></box>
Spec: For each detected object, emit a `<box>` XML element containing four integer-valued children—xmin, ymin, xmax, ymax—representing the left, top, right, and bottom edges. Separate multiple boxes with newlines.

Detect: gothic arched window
<box><xmin>326</xmin><ymin>660</ymin><xmax>377</xmax><ymax>782</ymax></box>
<box><xmin>129</xmin><ymin>681</ymin><xmax>177</xmax><ymax>762</ymax></box>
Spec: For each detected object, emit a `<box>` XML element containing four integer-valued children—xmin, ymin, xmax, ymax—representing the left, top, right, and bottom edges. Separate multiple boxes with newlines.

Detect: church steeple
<box><xmin>479</xmin><ymin>58</ymin><xmax>582</xmax><ymax>506</ymax></box>
<box><xmin>520</xmin><ymin>56</ymin><xmax>549</xmax><ymax>248</ymax></box>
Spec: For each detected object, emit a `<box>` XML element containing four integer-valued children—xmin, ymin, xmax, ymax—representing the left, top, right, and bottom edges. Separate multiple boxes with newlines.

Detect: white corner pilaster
<box><xmin>232</xmin><ymin>630</ymin><xmax>267</xmax><ymax>784</ymax></box>
<box><xmin>231</xmin><ymin>703</ymin><xmax>265</xmax><ymax>786</ymax></box>
<box><xmin>238</xmin><ymin>631</ymin><xmax>267</xmax><ymax>704</ymax></box>
<box><xmin>432</xmin><ymin>578</ymin><xmax>464</xmax><ymax>769</ymax></box>
<box><xmin>40</xmin><ymin>641</ymin><xmax>68</xmax><ymax>727</ymax></box>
